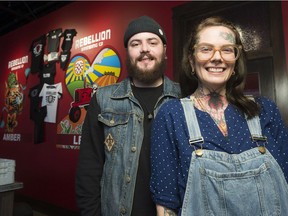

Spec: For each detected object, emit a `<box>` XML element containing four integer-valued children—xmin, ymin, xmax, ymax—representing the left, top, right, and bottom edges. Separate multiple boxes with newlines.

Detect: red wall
<box><xmin>0</xmin><ymin>1</ymin><xmax>184</xmax><ymax>211</ymax></box>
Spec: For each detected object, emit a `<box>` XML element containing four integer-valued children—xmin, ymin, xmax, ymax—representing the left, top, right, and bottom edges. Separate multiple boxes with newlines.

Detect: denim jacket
<box><xmin>97</xmin><ymin>76</ymin><xmax>180</xmax><ymax>216</ymax></box>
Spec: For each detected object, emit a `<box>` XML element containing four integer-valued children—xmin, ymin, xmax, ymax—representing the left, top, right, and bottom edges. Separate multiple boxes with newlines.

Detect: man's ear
<box><xmin>164</xmin><ymin>44</ymin><xmax>167</xmax><ymax>59</ymax></box>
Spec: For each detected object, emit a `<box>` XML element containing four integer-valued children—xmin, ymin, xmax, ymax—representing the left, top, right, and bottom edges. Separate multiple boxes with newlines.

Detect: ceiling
<box><xmin>0</xmin><ymin>1</ymin><xmax>72</xmax><ymax>37</ymax></box>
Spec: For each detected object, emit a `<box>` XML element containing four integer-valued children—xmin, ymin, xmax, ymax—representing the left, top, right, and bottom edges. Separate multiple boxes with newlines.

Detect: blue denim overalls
<box><xmin>180</xmin><ymin>98</ymin><xmax>288</xmax><ymax>216</ymax></box>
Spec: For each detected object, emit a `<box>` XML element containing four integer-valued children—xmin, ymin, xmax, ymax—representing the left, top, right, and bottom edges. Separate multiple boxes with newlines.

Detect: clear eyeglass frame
<box><xmin>194</xmin><ymin>43</ymin><xmax>242</xmax><ymax>63</ymax></box>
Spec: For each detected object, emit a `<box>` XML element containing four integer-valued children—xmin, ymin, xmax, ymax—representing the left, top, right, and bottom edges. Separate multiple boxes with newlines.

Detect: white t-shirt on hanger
<box><xmin>39</xmin><ymin>82</ymin><xmax>62</xmax><ymax>123</ymax></box>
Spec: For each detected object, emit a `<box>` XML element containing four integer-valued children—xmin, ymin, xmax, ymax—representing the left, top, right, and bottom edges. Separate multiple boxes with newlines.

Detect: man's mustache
<box><xmin>137</xmin><ymin>52</ymin><xmax>154</xmax><ymax>61</ymax></box>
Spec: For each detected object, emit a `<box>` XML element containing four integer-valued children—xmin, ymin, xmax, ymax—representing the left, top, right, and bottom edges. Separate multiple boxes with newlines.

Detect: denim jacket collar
<box><xmin>110</xmin><ymin>76</ymin><xmax>179</xmax><ymax>99</ymax></box>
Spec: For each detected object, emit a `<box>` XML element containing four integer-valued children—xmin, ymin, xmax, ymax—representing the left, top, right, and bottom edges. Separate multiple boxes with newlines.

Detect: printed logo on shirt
<box><xmin>46</xmin><ymin>95</ymin><xmax>56</xmax><ymax>104</ymax></box>
<box><xmin>33</xmin><ymin>44</ymin><xmax>43</xmax><ymax>57</ymax></box>
<box><xmin>43</xmin><ymin>73</ymin><xmax>51</xmax><ymax>78</ymax></box>
<box><xmin>66</xmin><ymin>33</ymin><xmax>72</xmax><ymax>41</ymax></box>
<box><xmin>104</xmin><ymin>133</ymin><xmax>115</xmax><ymax>151</ymax></box>
<box><xmin>61</xmin><ymin>54</ymin><xmax>68</xmax><ymax>62</ymax></box>
<box><xmin>30</xmin><ymin>88</ymin><xmax>39</xmax><ymax>97</ymax></box>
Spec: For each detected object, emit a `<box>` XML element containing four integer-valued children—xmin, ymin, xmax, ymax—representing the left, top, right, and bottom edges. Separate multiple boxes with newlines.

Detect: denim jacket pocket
<box><xmin>98</xmin><ymin>112</ymin><xmax>130</xmax><ymax>153</ymax></box>
<box><xmin>98</xmin><ymin>112</ymin><xmax>130</xmax><ymax>126</ymax></box>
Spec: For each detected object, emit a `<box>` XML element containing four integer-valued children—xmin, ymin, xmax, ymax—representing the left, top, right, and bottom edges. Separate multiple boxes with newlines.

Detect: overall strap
<box><xmin>180</xmin><ymin>98</ymin><xmax>204</xmax><ymax>145</ymax></box>
<box><xmin>246</xmin><ymin>115</ymin><xmax>265</xmax><ymax>141</ymax></box>
<box><xmin>246</xmin><ymin>114</ymin><xmax>268</xmax><ymax>150</ymax></box>
<box><xmin>245</xmin><ymin>97</ymin><xmax>267</xmax><ymax>143</ymax></box>
<box><xmin>246</xmin><ymin>115</ymin><xmax>267</xmax><ymax>153</ymax></box>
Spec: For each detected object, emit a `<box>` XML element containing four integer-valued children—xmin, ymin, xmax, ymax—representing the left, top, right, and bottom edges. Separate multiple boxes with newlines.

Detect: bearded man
<box><xmin>76</xmin><ymin>16</ymin><xmax>180</xmax><ymax>216</ymax></box>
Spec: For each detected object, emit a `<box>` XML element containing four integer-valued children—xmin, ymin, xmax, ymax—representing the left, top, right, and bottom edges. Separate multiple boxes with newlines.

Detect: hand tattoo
<box><xmin>164</xmin><ymin>207</ymin><xmax>177</xmax><ymax>216</ymax></box>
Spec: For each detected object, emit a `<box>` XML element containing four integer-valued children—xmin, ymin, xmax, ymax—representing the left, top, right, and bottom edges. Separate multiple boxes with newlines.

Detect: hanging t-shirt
<box><xmin>47</xmin><ymin>28</ymin><xmax>62</xmax><ymax>52</ymax></box>
<box><xmin>30</xmin><ymin>34</ymin><xmax>46</xmax><ymax>74</ymax></box>
<box><xmin>39</xmin><ymin>83</ymin><xmax>62</xmax><ymax>123</ymax></box>
<box><xmin>60</xmin><ymin>50</ymin><xmax>71</xmax><ymax>70</ymax></box>
<box><xmin>61</xmin><ymin>29</ymin><xmax>77</xmax><ymax>51</ymax></box>
<box><xmin>29</xmin><ymin>84</ymin><xmax>42</xmax><ymax>120</ymax></box>
<box><xmin>40</xmin><ymin>62</ymin><xmax>56</xmax><ymax>85</ymax></box>
<box><xmin>29</xmin><ymin>84</ymin><xmax>47</xmax><ymax>144</ymax></box>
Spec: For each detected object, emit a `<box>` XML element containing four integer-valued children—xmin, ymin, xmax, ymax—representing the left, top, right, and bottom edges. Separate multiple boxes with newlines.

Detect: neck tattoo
<box><xmin>208</xmin><ymin>91</ymin><xmax>224</xmax><ymax>110</ymax></box>
<box><xmin>193</xmin><ymin>89</ymin><xmax>228</xmax><ymax>137</ymax></box>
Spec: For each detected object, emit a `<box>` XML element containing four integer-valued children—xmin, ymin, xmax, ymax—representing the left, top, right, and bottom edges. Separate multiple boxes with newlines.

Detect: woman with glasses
<box><xmin>150</xmin><ymin>16</ymin><xmax>288</xmax><ymax>216</ymax></box>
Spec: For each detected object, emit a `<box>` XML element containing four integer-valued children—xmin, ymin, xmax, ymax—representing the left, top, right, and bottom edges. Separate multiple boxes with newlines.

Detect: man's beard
<box><xmin>126</xmin><ymin>52</ymin><xmax>166</xmax><ymax>85</ymax></box>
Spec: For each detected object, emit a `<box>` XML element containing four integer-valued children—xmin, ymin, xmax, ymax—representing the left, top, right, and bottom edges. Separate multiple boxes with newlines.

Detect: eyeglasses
<box><xmin>194</xmin><ymin>43</ymin><xmax>242</xmax><ymax>62</ymax></box>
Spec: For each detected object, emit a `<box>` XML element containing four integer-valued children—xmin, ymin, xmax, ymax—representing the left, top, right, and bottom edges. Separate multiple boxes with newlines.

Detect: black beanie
<box><xmin>124</xmin><ymin>16</ymin><xmax>167</xmax><ymax>48</ymax></box>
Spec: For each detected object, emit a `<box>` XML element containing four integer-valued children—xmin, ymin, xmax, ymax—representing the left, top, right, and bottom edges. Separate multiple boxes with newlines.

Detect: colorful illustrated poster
<box><xmin>1</xmin><ymin>55</ymin><xmax>30</xmax><ymax>143</ymax></box>
<box><xmin>56</xmin><ymin>47</ymin><xmax>121</xmax><ymax>149</ymax></box>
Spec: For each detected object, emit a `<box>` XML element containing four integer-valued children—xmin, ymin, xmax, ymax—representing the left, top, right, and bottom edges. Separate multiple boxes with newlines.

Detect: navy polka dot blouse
<box><xmin>150</xmin><ymin>96</ymin><xmax>288</xmax><ymax>212</ymax></box>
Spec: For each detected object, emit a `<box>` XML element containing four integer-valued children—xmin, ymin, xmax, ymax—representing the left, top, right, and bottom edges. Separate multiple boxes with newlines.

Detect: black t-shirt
<box><xmin>29</xmin><ymin>84</ymin><xmax>42</xmax><ymax>120</ymax></box>
<box><xmin>61</xmin><ymin>29</ymin><xmax>77</xmax><ymax>51</ymax></box>
<box><xmin>131</xmin><ymin>84</ymin><xmax>163</xmax><ymax>216</ymax></box>
<box><xmin>30</xmin><ymin>34</ymin><xmax>46</xmax><ymax>74</ymax></box>
<box><xmin>47</xmin><ymin>28</ymin><xmax>62</xmax><ymax>52</ymax></box>
<box><xmin>40</xmin><ymin>62</ymin><xmax>56</xmax><ymax>85</ymax></box>
<box><xmin>60</xmin><ymin>50</ymin><xmax>71</xmax><ymax>70</ymax></box>
<box><xmin>29</xmin><ymin>84</ymin><xmax>47</xmax><ymax>144</ymax></box>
